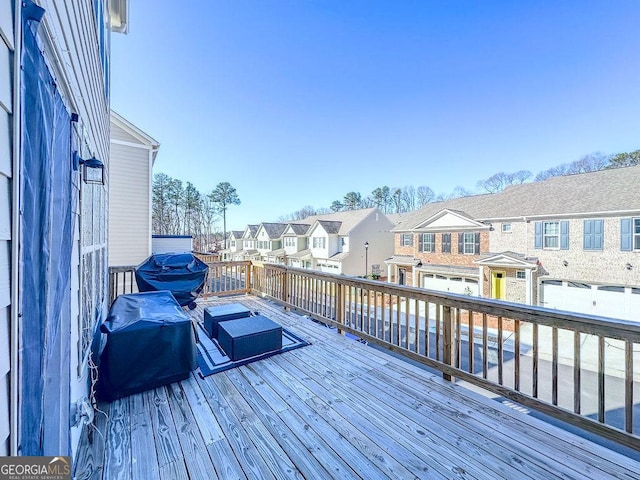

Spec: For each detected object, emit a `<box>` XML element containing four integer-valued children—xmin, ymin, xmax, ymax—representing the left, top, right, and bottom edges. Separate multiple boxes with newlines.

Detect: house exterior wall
<box><xmin>490</xmin><ymin>217</ymin><xmax>639</xmax><ymax>287</ymax></box>
<box><xmin>108</xmin><ymin>138</ymin><xmax>152</xmax><ymax>266</ymax></box>
<box><xmin>395</xmin><ymin>231</ymin><xmax>490</xmax><ymax>267</ymax></box>
<box><xmin>341</xmin><ymin>211</ymin><xmax>395</xmax><ymax>277</ymax></box>
<box><xmin>0</xmin><ymin>0</ymin><xmax>14</xmax><ymax>455</ymax></box>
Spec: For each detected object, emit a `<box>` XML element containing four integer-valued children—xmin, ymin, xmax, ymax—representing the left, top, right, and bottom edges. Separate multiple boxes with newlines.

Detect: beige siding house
<box><xmin>109</xmin><ymin>111</ymin><xmax>159</xmax><ymax>266</ymax></box>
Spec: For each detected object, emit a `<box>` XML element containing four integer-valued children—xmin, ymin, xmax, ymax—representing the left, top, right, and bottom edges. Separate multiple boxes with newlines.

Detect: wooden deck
<box><xmin>74</xmin><ymin>296</ymin><xmax>640</xmax><ymax>479</ymax></box>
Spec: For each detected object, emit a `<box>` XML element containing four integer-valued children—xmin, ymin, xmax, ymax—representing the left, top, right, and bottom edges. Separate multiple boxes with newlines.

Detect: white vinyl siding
<box><xmin>0</xmin><ymin>0</ymin><xmax>12</xmax><ymax>455</ymax></box>
<box><xmin>108</xmin><ymin>141</ymin><xmax>151</xmax><ymax>266</ymax></box>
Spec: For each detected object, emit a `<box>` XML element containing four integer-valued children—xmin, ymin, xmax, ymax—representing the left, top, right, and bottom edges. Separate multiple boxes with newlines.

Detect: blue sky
<box><xmin>111</xmin><ymin>1</ymin><xmax>640</xmax><ymax>232</ymax></box>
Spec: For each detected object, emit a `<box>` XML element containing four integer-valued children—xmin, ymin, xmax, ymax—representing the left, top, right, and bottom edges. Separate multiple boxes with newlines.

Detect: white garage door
<box><xmin>423</xmin><ymin>274</ymin><xmax>479</xmax><ymax>296</ymax></box>
<box><xmin>540</xmin><ymin>280</ymin><xmax>640</xmax><ymax>321</ymax></box>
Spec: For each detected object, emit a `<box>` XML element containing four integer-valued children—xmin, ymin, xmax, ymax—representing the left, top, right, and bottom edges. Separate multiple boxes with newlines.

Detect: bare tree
<box><xmin>535</xmin><ymin>164</ymin><xmax>569</xmax><ymax>181</ymax></box>
<box><xmin>567</xmin><ymin>152</ymin><xmax>610</xmax><ymax>174</ymax></box>
<box><xmin>416</xmin><ymin>185</ymin><xmax>435</xmax><ymax>206</ymax></box>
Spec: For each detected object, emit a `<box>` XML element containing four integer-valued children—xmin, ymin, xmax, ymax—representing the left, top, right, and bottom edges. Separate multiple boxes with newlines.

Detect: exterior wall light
<box><xmin>73</xmin><ymin>151</ymin><xmax>105</xmax><ymax>185</ymax></box>
<box><xmin>626</xmin><ymin>263</ymin><xmax>633</xmax><ymax>270</ymax></box>
<box><xmin>562</xmin><ymin>260</ymin><xmax>569</xmax><ymax>267</ymax></box>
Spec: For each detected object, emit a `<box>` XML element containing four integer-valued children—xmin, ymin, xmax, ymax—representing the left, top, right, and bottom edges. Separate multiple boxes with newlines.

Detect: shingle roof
<box><xmin>302</xmin><ymin>208</ymin><xmax>381</xmax><ymax>235</ymax></box>
<box><xmin>316</xmin><ymin>220</ymin><xmax>342</xmax><ymax>234</ymax></box>
<box><xmin>393</xmin><ymin>166</ymin><xmax>640</xmax><ymax>231</ymax></box>
<box><xmin>287</xmin><ymin>223</ymin><xmax>311</xmax><ymax>235</ymax></box>
<box><xmin>260</xmin><ymin>223</ymin><xmax>288</xmax><ymax>239</ymax></box>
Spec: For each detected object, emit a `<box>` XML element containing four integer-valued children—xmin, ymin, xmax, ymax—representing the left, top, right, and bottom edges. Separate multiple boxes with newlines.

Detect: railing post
<box><xmin>443</xmin><ymin>305</ymin><xmax>454</xmax><ymax>381</ymax></box>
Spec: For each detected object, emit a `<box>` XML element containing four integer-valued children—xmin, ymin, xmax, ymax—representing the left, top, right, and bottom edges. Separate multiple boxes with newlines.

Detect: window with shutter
<box><xmin>583</xmin><ymin>219</ymin><xmax>603</xmax><ymax>250</ymax></box>
<box><xmin>442</xmin><ymin>233</ymin><xmax>451</xmax><ymax>253</ymax></box>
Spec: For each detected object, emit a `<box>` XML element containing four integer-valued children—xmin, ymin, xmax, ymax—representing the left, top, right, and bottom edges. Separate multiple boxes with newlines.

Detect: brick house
<box><xmin>387</xmin><ymin>165</ymin><xmax>640</xmax><ymax>321</ymax></box>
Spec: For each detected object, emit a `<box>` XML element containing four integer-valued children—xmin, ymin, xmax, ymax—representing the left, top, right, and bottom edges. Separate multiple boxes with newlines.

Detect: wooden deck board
<box><xmin>73</xmin><ymin>296</ymin><xmax>640</xmax><ymax>479</ymax></box>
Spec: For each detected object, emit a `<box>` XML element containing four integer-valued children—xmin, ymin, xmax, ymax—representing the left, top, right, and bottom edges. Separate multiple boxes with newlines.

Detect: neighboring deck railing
<box><xmin>109</xmin><ymin>260</ymin><xmax>640</xmax><ymax>451</ymax></box>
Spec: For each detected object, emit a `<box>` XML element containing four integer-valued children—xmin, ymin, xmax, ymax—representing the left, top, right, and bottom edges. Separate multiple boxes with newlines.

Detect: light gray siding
<box><xmin>0</xmin><ymin>0</ymin><xmax>12</xmax><ymax>456</ymax></box>
<box><xmin>110</xmin><ymin>122</ymin><xmax>143</xmax><ymax>144</ymax></box>
<box><xmin>109</xmin><ymin>142</ymin><xmax>151</xmax><ymax>265</ymax></box>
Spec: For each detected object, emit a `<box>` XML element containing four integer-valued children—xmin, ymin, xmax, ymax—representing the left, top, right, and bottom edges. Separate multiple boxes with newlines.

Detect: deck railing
<box><xmin>109</xmin><ymin>260</ymin><xmax>640</xmax><ymax>451</ymax></box>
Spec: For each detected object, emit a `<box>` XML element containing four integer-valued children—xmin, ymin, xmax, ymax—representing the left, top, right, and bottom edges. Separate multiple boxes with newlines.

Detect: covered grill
<box><xmin>135</xmin><ymin>253</ymin><xmax>208</xmax><ymax>309</ymax></box>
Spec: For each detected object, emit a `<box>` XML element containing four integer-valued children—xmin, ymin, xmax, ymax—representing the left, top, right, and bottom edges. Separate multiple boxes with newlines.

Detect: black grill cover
<box><xmin>98</xmin><ymin>291</ymin><xmax>196</xmax><ymax>401</ymax></box>
<box><xmin>135</xmin><ymin>253</ymin><xmax>209</xmax><ymax>306</ymax></box>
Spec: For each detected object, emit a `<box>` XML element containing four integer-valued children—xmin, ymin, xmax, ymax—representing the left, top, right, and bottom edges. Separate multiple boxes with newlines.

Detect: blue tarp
<box><xmin>20</xmin><ymin>0</ymin><xmax>73</xmax><ymax>455</ymax></box>
<box><xmin>135</xmin><ymin>253</ymin><xmax>209</xmax><ymax>307</ymax></box>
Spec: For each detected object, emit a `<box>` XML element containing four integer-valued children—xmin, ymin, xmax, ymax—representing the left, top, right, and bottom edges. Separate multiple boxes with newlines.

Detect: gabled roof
<box><xmin>316</xmin><ymin>220</ymin><xmax>342</xmax><ymax>235</ymax></box>
<box><xmin>414</xmin><ymin>209</ymin><xmax>489</xmax><ymax>231</ymax></box>
<box><xmin>243</xmin><ymin>225</ymin><xmax>259</xmax><ymax>238</ymax></box>
<box><xmin>110</xmin><ymin>110</ymin><xmax>160</xmax><ymax>162</ymax></box>
<box><xmin>302</xmin><ymin>207</ymin><xmax>384</xmax><ymax>235</ymax></box>
<box><xmin>258</xmin><ymin>223</ymin><xmax>288</xmax><ymax>239</ymax></box>
<box><xmin>285</xmin><ymin>223</ymin><xmax>311</xmax><ymax>236</ymax></box>
<box><xmin>393</xmin><ymin>165</ymin><xmax>640</xmax><ymax>231</ymax></box>
<box><xmin>230</xmin><ymin>231</ymin><xmax>244</xmax><ymax>239</ymax></box>
<box><xmin>475</xmin><ymin>252</ymin><xmax>538</xmax><ymax>268</ymax></box>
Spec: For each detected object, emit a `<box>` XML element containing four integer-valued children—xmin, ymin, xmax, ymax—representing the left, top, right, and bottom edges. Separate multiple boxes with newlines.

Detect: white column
<box><xmin>477</xmin><ymin>266</ymin><xmax>484</xmax><ymax>298</ymax></box>
<box><xmin>525</xmin><ymin>268</ymin><xmax>532</xmax><ymax>305</ymax></box>
<box><xmin>387</xmin><ymin>263</ymin><xmax>393</xmax><ymax>283</ymax></box>
<box><xmin>412</xmin><ymin>266</ymin><xmax>418</xmax><ymax>287</ymax></box>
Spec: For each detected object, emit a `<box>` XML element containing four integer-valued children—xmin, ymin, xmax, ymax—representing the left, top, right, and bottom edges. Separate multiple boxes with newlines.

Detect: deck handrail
<box><xmin>109</xmin><ymin>260</ymin><xmax>640</xmax><ymax>451</ymax></box>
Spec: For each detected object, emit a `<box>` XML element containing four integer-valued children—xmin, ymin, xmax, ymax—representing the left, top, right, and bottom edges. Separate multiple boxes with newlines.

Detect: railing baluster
<box><xmin>552</xmin><ymin>327</ymin><xmax>559</xmax><ymax>406</ymax></box>
<box><xmin>468</xmin><ymin>310</ymin><xmax>474</xmax><ymax>374</ymax></box>
<box><xmin>533</xmin><ymin>323</ymin><xmax>539</xmax><ymax>398</ymax></box>
<box><xmin>497</xmin><ymin>316</ymin><xmax>503</xmax><ymax>385</ymax></box>
<box><xmin>414</xmin><ymin>298</ymin><xmax>419</xmax><ymax>353</ymax></box>
<box><xmin>424</xmin><ymin>301</ymin><xmax>430</xmax><ymax>358</ymax></box>
<box><xmin>598</xmin><ymin>335</ymin><xmax>605</xmax><ymax>423</ymax></box>
<box><xmin>455</xmin><ymin>308</ymin><xmax>461</xmax><ymax>369</ymax></box>
<box><xmin>405</xmin><ymin>297</ymin><xmax>410</xmax><ymax>350</ymax></box>
<box><xmin>395</xmin><ymin>295</ymin><xmax>401</xmax><ymax>346</ymax></box>
<box><xmin>435</xmin><ymin>304</ymin><xmax>441</xmax><ymax>361</ymax></box>
<box><xmin>625</xmin><ymin>340</ymin><xmax>633</xmax><ymax>434</ymax></box>
<box><xmin>514</xmin><ymin>319</ymin><xmax>520</xmax><ymax>391</ymax></box>
<box><xmin>443</xmin><ymin>305</ymin><xmax>453</xmax><ymax>381</ymax></box>
<box><xmin>574</xmin><ymin>330</ymin><xmax>581</xmax><ymax>414</ymax></box>
<box><xmin>482</xmin><ymin>313</ymin><xmax>488</xmax><ymax>379</ymax></box>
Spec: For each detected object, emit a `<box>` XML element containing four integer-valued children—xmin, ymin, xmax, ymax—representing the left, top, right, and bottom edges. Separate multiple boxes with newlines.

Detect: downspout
<box><xmin>10</xmin><ymin>0</ymin><xmax>23</xmax><ymax>456</ymax></box>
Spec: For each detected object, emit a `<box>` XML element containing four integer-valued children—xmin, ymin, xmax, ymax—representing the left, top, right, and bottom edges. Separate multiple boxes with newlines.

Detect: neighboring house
<box><xmin>220</xmin><ymin>230</ymin><xmax>245</xmax><ymax>261</ymax></box>
<box><xmin>283</xmin><ymin>223</ymin><xmax>313</xmax><ymax>269</ymax></box>
<box><xmin>256</xmin><ymin>223</ymin><xmax>288</xmax><ymax>262</ymax></box>
<box><xmin>0</xmin><ymin>0</ymin><xmax>128</xmax><ymax>458</ymax></box>
<box><xmin>108</xmin><ymin>111</ymin><xmax>159</xmax><ymax>266</ymax></box>
<box><xmin>388</xmin><ymin>166</ymin><xmax>640</xmax><ymax>321</ymax></box>
<box><xmin>236</xmin><ymin>224</ymin><xmax>260</xmax><ymax>261</ymax></box>
<box><xmin>283</xmin><ymin>208</ymin><xmax>395</xmax><ymax>277</ymax></box>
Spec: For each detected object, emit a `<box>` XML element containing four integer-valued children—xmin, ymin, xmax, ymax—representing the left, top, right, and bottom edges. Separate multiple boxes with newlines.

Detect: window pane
<box><xmin>544</xmin><ymin>236</ymin><xmax>559</xmax><ymax>248</ymax></box>
<box><xmin>544</xmin><ymin>222</ymin><xmax>559</xmax><ymax>235</ymax></box>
